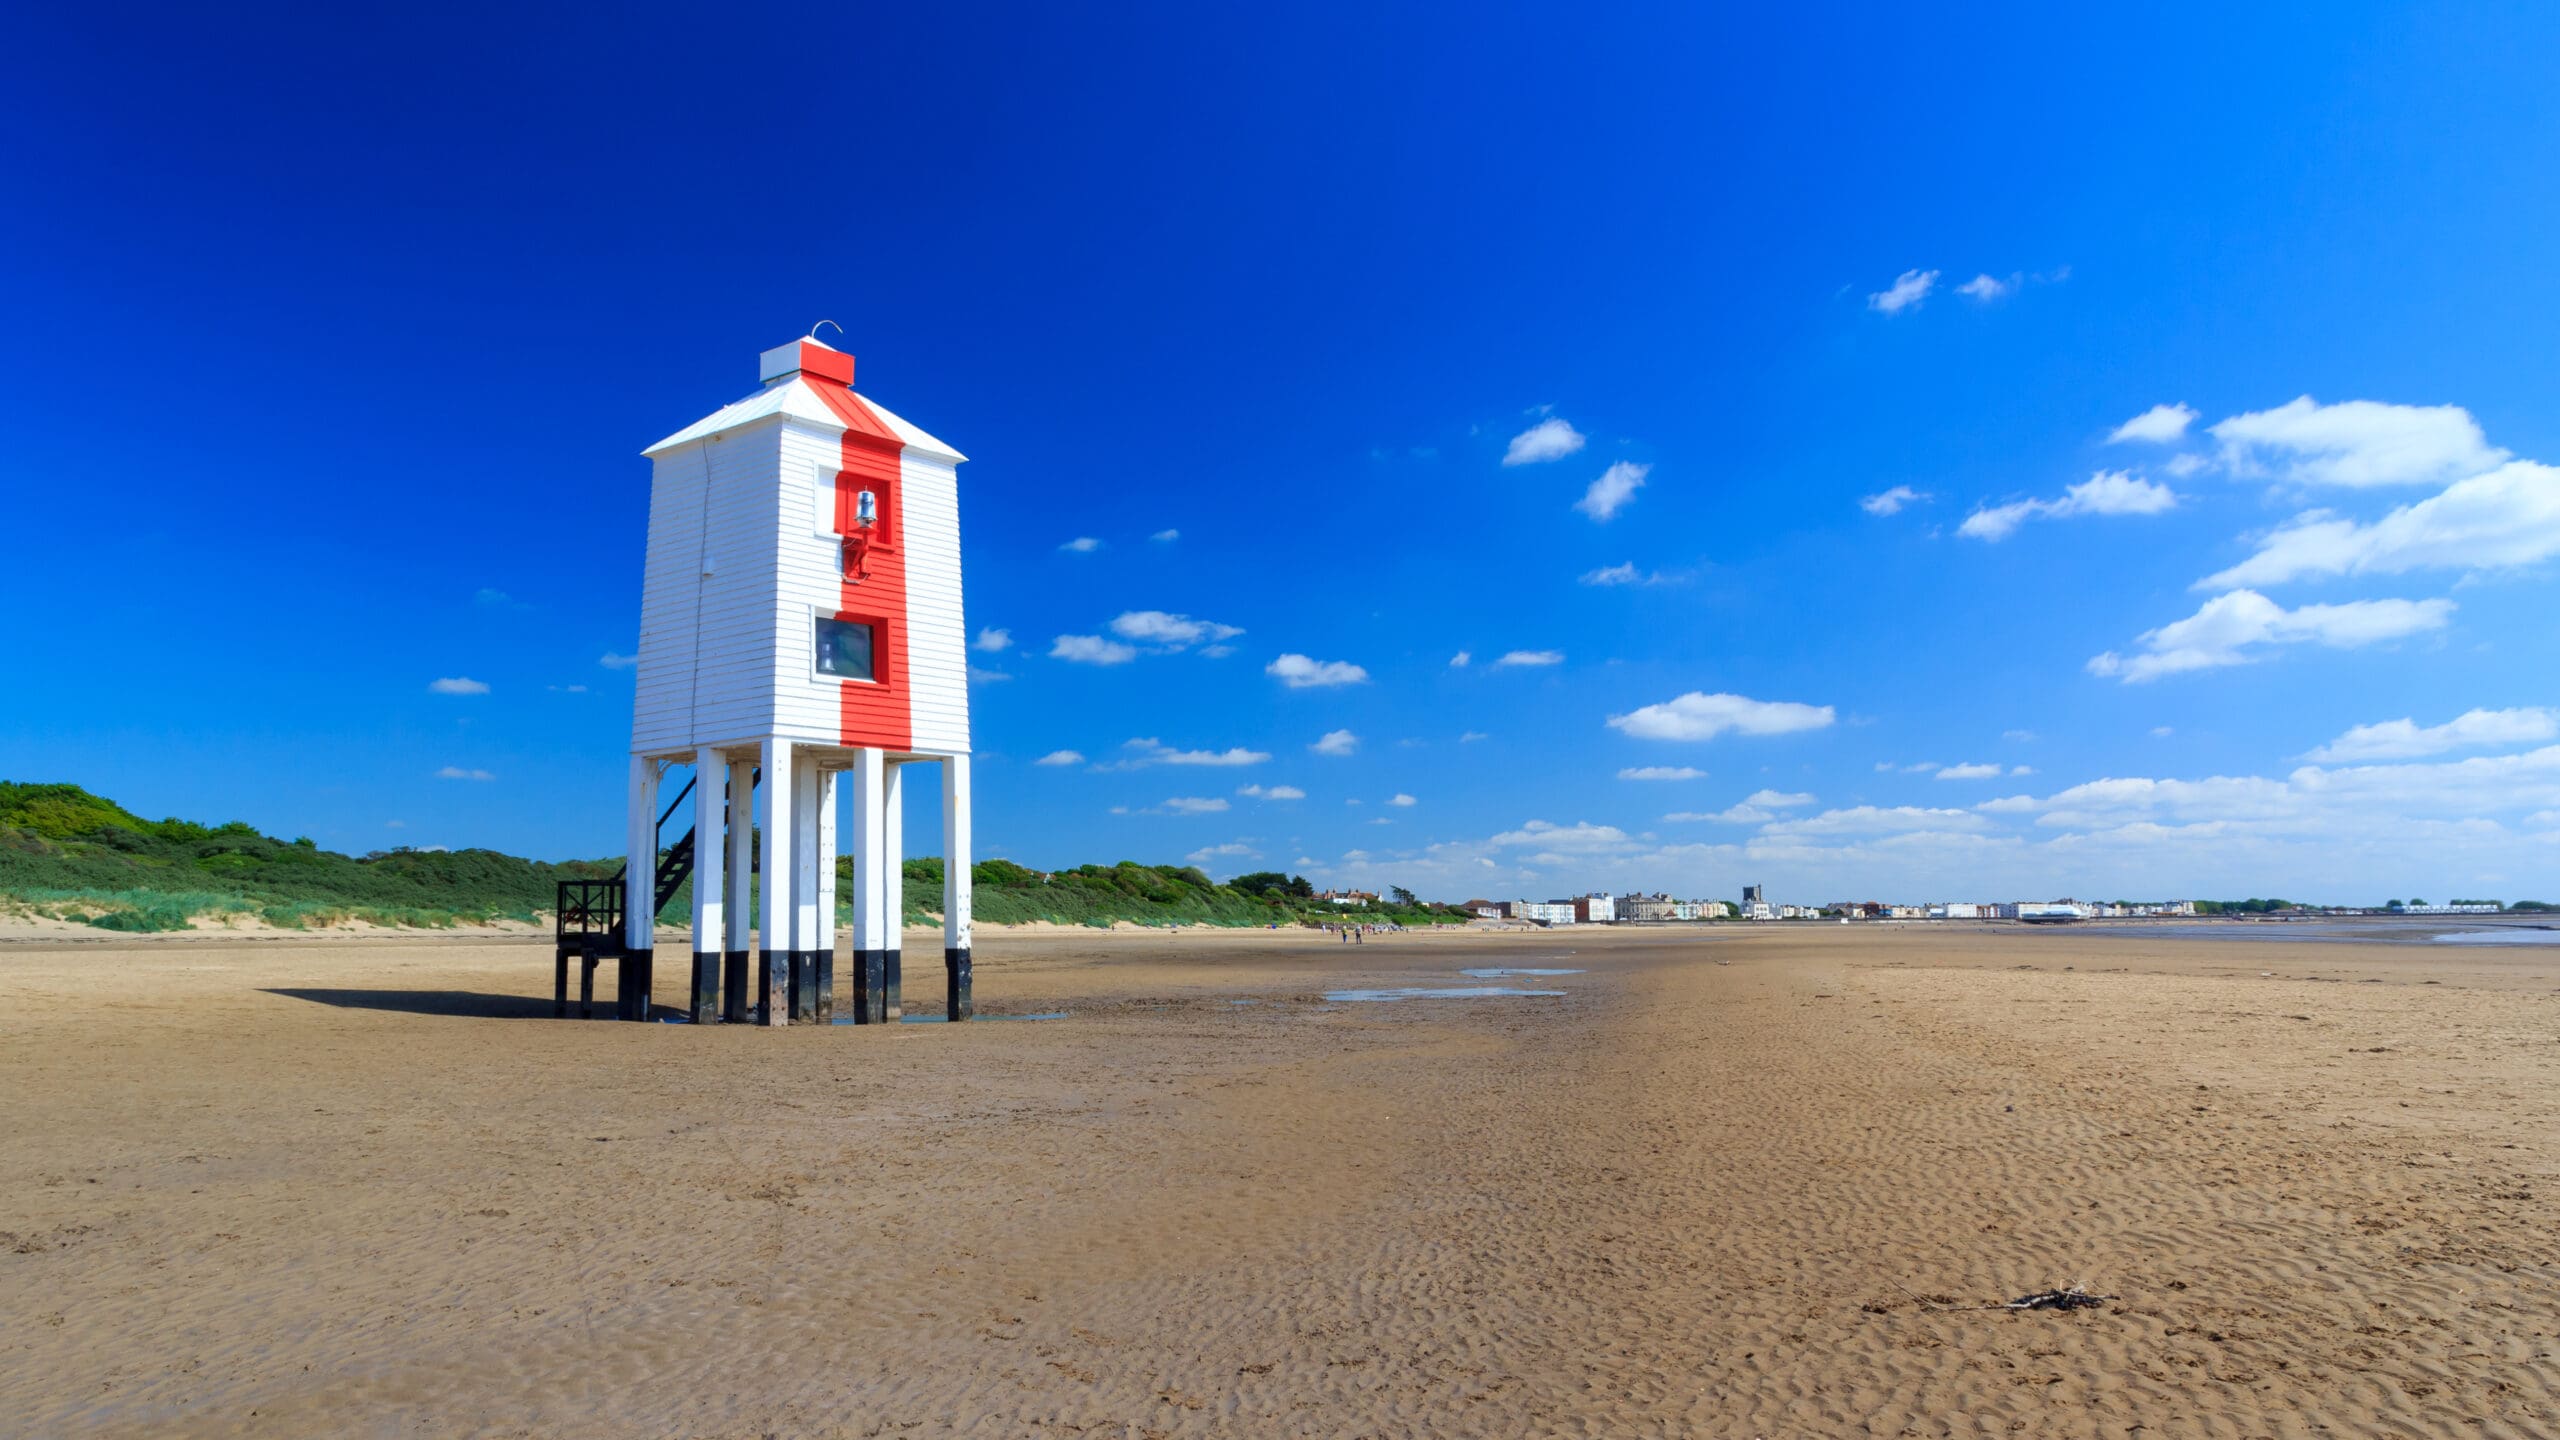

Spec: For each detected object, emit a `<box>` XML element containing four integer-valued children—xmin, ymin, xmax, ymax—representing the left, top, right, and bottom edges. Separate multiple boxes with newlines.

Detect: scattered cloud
<box><xmin>1107</xmin><ymin>737</ymin><xmax>1271</xmax><ymax>768</ymax></box>
<box><xmin>1761</xmin><ymin>805</ymin><xmax>1992</xmax><ymax>837</ymax></box>
<box><xmin>2151</xmin><ymin>726</ymin><xmax>2176</xmax><ymax>737</ymax></box>
<box><xmin>2088</xmin><ymin>589</ymin><xmax>2454</xmax><ymax>683</ymax></box>
<box><xmin>974</xmin><ymin>627</ymin><xmax>1013</xmax><ymax>652</ymax></box>
<box><xmin>1619</xmin><ymin>766</ymin><xmax>1707</xmax><ymax>781</ymax></box>
<box><xmin>1489</xmin><ymin>820</ymin><xmax>1636</xmax><ymax>852</ymax></box>
<box><xmin>1503</xmin><ymin>416</ymin><xmax>1587</xmax><ymax>466</ymax></box>
<box><xmin>428</xmin><ymin>677</ymin><xmax>490</xmax><ymax>695</ymax></box>
<box><xmin>1151</xmin><ymin>528</ymin><xmax>1181</xmax><ymax>542</ymax></box>
<box><xmin>1934</xmin><ymin>762</ymin><xmax>2005</xmax><ymax>780</ymax></box>
<box><xmin>1868</xmin><ymin>268</ymin><xmax>1939</xmax><ymax>315</ymax></box>
<box><xmin>2108</xmin><ymin>404</ymin><xmax>2199</xmax><ymax>445</ymax></box>
<box><xmin>2211</xmin><ymin>397</ymin><xmax>2507</xmax><ymax>489</ymax></box>
<box><xmin>1580</xmin><ymin>561</ymin><xmax>1675</xmax><ymax>587</ymax></box>
<box><xmin>1051</xmin><ymin>634</ymin><xmax>1139</xmax><ymax>665</ymax></box>
<box><xmin>1389</xmin><ymin>793</ymin><xmax>1417</xmax><ymax>807</ymax></box>
<box><xmin>545</xmin><ymin>683</ymin><xmax>588</xmax><ymax>693</ymax></box>
<box><xmin>599</xmin><ymin>652</ymin><xmax>637</xmax><ymax>669</ymax></box>
<box><xmin>1493</xmin><ymin>649</ymin><xmax>1564</xmax><ymax>668</ymax></box>
<box><xmin>1059</xmin><ymin>536</ymin><xmax>1104</xmax><ymax>553</ymax></box>
<box><xmin>1666</xmin><ymin>788</ymin><xmax>1818</xmax><ymax>824</ymax></box>
<box><xmin>2004</xmin><ymin>729</ymin><xmax>2039</xmax><ymax>742</ymax></box>
<box><xmin>1449</xmin><ymin>650</ymin><xmax>1472</xmax><ymax>668</ymax></box>
<box><xmin>1576</xmin><ymin>461</ymin><xmax>1650</xmax><ymax>521</ymax></box>
<box><xmin>436</xmin><ymin>766</ymin><xmax>495</xmax><ymax>781</ymax></box>
<box><xmin>1185</xmin><ymin>841</ymin><xmax>1258</xmax><ymax>867</ymax></box>
<box><xmin>1109</xmin><ymin>610</ymin><xmax>1245</xmax><ymax>649</ymax></box>
<box><xmin>474</xmin><ymin>587</ymin><xmax>528</xmax><ymax>609</ymax></box>
<box><xmin>2304</xmin><ymin>707</ymin><xmax>2558</xmax><ymax>763</ymax></box>
<box><xmin>1034</xmin><ymin>749</ymin><xmax>1086</xmax><ymax>767</ymax></box>
<box><xmin>1861</xmin><ymin>485</ymin><xmax>1929</xmax><ymax>517</ymax></box>
<box><xmin>2201</xmin><ymin>460</ymin><xmax>2560</xmax><ymax>589</ymax></box>
<box><xmin>1267</xmin><ymin>653</ymin><xmax>1369</xmax><ymax>688</ymax></box>
<box><xmin>1238</xmin><ymin>784</ymin><xmax>1306</xmax><ymax>800</ymax></box>
<box><xmin>1459</xmin><ymin>730</ymin><xmax>1489</xmax><ymax>743</ymax></box>
<box><xmin>1956</xmin><ymin>272</ymin><xmax>2015</xmax><ymax>301</ymax></box>
<box><xmin>1162</xmin><ymin>796</ymin><xmax>1230</xmax><ymax>815</ymax></box>
<box><xmin>1311</xmin><ymin>729</ymin><xmax>1359</xmax><ymax>757</ymax></box>
<box><xmin>967</xmin><ymin>667</ymin><xmax>1012</xmax><ymax>683</ymax></box>
<box><xmin>1608</xmin><ymin>691</ymin><xmax>1837</xmax><ymax>742</ymax></box>
<box><xmin>1959</xmin><ymin>470</ymin><xmax>2178</xmax><ymax>542</ymax></box>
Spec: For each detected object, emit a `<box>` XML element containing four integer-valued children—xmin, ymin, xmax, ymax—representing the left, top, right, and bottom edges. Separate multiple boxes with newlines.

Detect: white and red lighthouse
<box><xmin>621</xmin><ymin>333</ymin><xmax>974</xmax><ymax>1026</ymax></box>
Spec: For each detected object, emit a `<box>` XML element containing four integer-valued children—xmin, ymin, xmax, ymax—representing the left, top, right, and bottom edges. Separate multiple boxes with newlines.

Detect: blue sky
<box><xmin>5</xmin><ymin>5</ymin><xmax>2558</xmax><ymax>903</ymax></box>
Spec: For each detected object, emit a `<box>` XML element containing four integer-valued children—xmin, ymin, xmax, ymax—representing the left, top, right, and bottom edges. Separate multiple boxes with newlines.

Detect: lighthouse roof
<box><xmin>643</xmin><ymin>337</ymin><xmax>965</xmax><ymax>463</ymax></box>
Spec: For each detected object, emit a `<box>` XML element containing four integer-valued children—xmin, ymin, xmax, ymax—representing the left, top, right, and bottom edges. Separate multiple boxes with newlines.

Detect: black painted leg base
<box><xmin>813</xmin><ymin>948</ymin><xmax>835</xmax><ymax>1023</ymax></box>
<box><xmin>690</xmin><ymin>952</ymin><xmax>721</xmax><ymax>1025</ymax></box>
<box><xmin>620</xmin><ymin>948</ymin><xmax>654</xmax><ymax>1022</ymax></box>
<box><xmin>722</xmin><ymin>949</ymin><xmax>749</xmax><ymax>1023</ymax></box>
<box><xmin>945</xmin><ymin>946</ymin><xmax>973</xmax><ymax>1021</ymax></box>
<box><xmin>882</xmin><ymin>949</ymin><xmax>902</xmax><ymax>1022</ymax></box>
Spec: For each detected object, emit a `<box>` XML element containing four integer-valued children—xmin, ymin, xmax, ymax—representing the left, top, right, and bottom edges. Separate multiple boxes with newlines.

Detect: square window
<box><xmin>815</xmin><ymin>616</ymin><xmax>875</xmax><ymax>681</ymax></box>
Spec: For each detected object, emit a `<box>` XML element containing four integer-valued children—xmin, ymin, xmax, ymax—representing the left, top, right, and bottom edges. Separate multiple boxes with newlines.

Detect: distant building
<box><xmin>1459</xmin><ymin>898</ymin><xmax>1505</xmax><ymax>919</ymax></box>
<box><xmin>1573</xmin><ymin>892</ymin><xmax>1617</xmax><ymax>924</ymax></box>
<box><xmin>1742</xmin><ymin>883</ymin><xmax>1764</xmax><ymax>908</ymax></box>
<box><xmin>1317</xmin><ymin>889</ymin><xmax>1378</xmax><ymax>907</ymax></box>
<box><xmin>1514</xmin><ymin>899</ymin><xmax>1577</xmax><ymax>926</ymax></box>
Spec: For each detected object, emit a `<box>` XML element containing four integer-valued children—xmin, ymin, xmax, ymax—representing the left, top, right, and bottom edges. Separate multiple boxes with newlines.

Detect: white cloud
<box><xmin>1109</xmin><ymin>610</ymin><xmax>1245</xmax><ymax>648</ymax></box>
<box><xmin>428</xmin><ymin>677</ymin><xmax>490</xmax><ymax>695</ymax></box>
<box><xmin>1619</xmin><ymin>766</ymin><xmax>1707</xmax><ymax>781</ymax></box>
<box><xmin>1311</xmin><ymin>729</ymin><xmax>1359</xmax><ymax>757</ymax></box>
<box><xmin>2211</xmin><ymin>396</ymin><xmax>2507</xmax><ymax>489</ymax></box>
<box><xmin>1576</xmin><ymin>461</ymin><xmax>1649</xmax><ymax>521</ymax></box>
<box><xmin>1493</xmin><ymin>649</ymin><xmax>1564</xmax><ymax>668</ymax></box>
<box><xmin>2007</xmin><ymin>745</ymin><xmax>2560</xmax><ymax>835</ymax></box>
<box><xmin>1761</xmin><ymin>805</ymin><xmax>1993</xmax><ymax>837</ymax></box>
<box><xmin>1034</xmin><ymin>749</ymin><xmax>1085</xmax><ymax>767</ymax></box>
<box><xmin>2087</xmin><ymin>589</ymin><xmax>2455</xmax><ymax>683</ymax></box>
<box><xmin>967</xmin><ymin>666</ymin><xmax>1011</xmax><ymax>683</ymax></box>
<box><xmin>2004</xmin><ymin>729</ymin><xmax>2038</xmax><ymax>742</ymax></box>
<box><xmin>1935</xmin><ymin>762</ymin><xmax>2004</xmax><ymax>780</ymax></box>
<box><xmin>2107</xmin><ymin>403</ymin><xmax>2198</xmax><ymax>445</ymax></box>
<box><xmin>436</xmin><ymin>766</ymin><xmax>495</xmax><ymax>781</ymax></box>
<box><xmin>974</xmin><ymin>627</ymin><xmax>1012</xmax><ymax>652</ymax></box>
<box><xmin>547</xmin><ymin>683</ymin><xmax>588</xmax><ymax>693</ymax></box>
<box><xmin>1162</xmin><ymin>797</ymin><xmax>1230</xmax><ymax>815</ymax></box>
<box><xmin>1489</xmin><ymin>820</ymin><xmax>1637</xmax><ymax>852</ymax></box>
<box><xmin>1267</xmin><ymin>653</ymin><xmax>1369</xmax><ymax>688</ymax></box>
<box><xmin>599</xmin><ymin>652</ymin><xmax>637</xmax><ymax>669</ymax></box>
<box><xmin>1152</xmin><ymin>528</ymin><xmax>1181</xmax><ymax>542</ymax></box>
<box><xmin>1607</xmin><ymin>691</ymin><xmax>1837</xmax><ymax>741</ymax></box>
<box><xmin>1868</xmin><ymin>268</ymin><xmax>1939</xmax><ymax>315</ymax></box>
<box><xmin>2151</xmin><ymin>726</ymin><xmax>2176</xmax><ymax>737</ymax></box>
<box><xmin>1959</xmin><ymin>470</ymin><xmax>2178</xmax><ymax>542</ymax></box>
<box><xmin>1449</xmin><ymin>650</ymin><xmax>1472</xmax><ymax>668</ymax></box>
<box><xmin>1389</xmin><ymin>793</ymin><xmax>1417</xmax><ymax>807</ymax></box>
<box><xmin>1185</xmin><ymin>841</ymin><xmax>1257</xmax><ymax>867</ymax></box>
<box><xmin>2303</xmin><ymin>707</ymin><xmax>2558</xmax><ymax>763</ymax></box>
<box><xmin>1666</xmin><ymin>789</ymin><xmax>1813</xmax><ymax>823</ymax></box>
<box><xmin>1579</xmin><ymin>561</ymin><xmax>1673</xmax><ymax>587</ymax></box>
<box><xmin>1860</xmin><ymin>485</ymin><xmax>1929</xmax><ymax>517</ymax></box>
<box><xmin>1956</xmin><ymin>272</ymin><xmax>2016</xmax><ymax>302</ymax></box>
<box><xmin>1059</xmin><ymin>536</ymin><xmax>1104</xmax><ymax>553</ymax></box>
<box><xmin>2200</xmin><ymin>460</ymin><xmax>2560</xmax><ymax>589</ymax></box>
<box><xmin>1503</xmin><ymin>416</ymin><xmax>1587</xmax><ymax>466</ymax></box>
<box><xmin>1051</xmin><ymin>634</ymin><xmax>1139</xmax><ymax>665</ymax></box>
<box><xmin>1459</xmin><ymin>730</ymin><xmax>1489</xmax><ymax>743</ymax></box>
<box><xmin>1238</xmin><ymin>784</ymin><xmax>1306</xmax><ymax>800</ymax></box>
<box><xmin>1110</xmin><ymin>737</ymin><xmax>1272</xmax><ymax>768</ymax></box>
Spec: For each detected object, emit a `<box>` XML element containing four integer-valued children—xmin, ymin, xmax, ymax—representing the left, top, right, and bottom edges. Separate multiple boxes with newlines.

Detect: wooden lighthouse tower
<box><xmin>605</xmin><ymin>333</ymin><xmax>974</xmax><ymax>1026</ymax></box>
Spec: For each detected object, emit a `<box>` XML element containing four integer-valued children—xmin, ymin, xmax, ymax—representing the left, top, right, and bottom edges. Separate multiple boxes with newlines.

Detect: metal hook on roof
<box><xmin>809</xmin><ymin>319</ymin><xmax>845</xmax><ymax>341</ymax></box>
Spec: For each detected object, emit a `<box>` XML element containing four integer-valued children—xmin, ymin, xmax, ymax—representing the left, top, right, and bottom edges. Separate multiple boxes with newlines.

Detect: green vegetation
<box><xmin>0</xmin><ymin>781</ymin><xmax>617</xmax><ymax>931</ymax></box>
<box><xmin>1</xmin><ymin>783</ymin><xmax>1473</xmax><ymax>934</ymax></box>
<box><xmin>2193</xmin><ymin>898</ymin><xmax>2298</xmax><ymax>915</ymax></box>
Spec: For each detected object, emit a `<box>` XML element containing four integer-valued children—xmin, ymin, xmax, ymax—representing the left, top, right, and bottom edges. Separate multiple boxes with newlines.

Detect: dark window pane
<box><xmin>816</xmin><ymin>617</ymin><xmax>874</xmax><ymax>681</ymax></box>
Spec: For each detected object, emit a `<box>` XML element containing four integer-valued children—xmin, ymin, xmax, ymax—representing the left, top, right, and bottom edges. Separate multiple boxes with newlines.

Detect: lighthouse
<box><xmin>602</xmin><ymin>334</ymin><xmax>974</xmax><ymax>1026</ymax></box>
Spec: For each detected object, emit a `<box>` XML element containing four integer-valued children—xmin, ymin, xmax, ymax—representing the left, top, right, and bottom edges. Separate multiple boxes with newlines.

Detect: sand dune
<box><xmin>0</xmin><ymin>924</ymin><xmax>2553</xmax><ymax>1436</ymax></box>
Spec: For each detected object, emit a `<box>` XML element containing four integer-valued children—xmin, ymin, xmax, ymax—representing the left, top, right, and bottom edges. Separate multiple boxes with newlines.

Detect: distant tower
<box><xmin>621</xmin><ymin>334</ymin><xmax>975</xmax><ymax>1026</ymax></box>
<box><xmin>1742</xmin><ymin>884</ymin><xmax>1764</xmax><ymax>907</ymax></box>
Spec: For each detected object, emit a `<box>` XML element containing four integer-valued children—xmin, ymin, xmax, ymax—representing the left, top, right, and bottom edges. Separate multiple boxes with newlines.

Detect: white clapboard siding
<box><xmin>632</xmin><ymin>421</ymin><xmax>787</xmax><ymax>754</ymax></box>
<box><xmin>901</xmin><ymin>451</ymin><xmax>971</xmax><ymax>754</ymax></box>
<box><xmin>768</xmin><ymin>420</ymin><xmax>857</xmax><ymax>744</ymax></box>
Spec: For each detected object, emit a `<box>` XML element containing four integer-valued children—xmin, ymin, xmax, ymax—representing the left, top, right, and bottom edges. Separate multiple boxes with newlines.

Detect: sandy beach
<box><xmin>2</xmin><ymin>922</ymin><xmax>2555</xmax><ymax>1437</ymax></box>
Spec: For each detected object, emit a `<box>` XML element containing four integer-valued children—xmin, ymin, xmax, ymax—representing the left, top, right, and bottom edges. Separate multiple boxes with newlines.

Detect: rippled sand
<box><xmin>2</xmin><ymin>923</ymin><xmax>2555</xmax><ymax>1437</ymax></box>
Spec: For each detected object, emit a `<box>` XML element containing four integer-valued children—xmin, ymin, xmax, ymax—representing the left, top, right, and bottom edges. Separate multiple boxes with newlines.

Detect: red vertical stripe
<box><xmin>805</xmin><ymin>380</ymin><xmax>913</xmax><ymax>751</ymax></box>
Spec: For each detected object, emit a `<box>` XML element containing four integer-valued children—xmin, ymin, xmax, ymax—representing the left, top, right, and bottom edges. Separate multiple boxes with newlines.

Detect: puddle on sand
<box><xmin>1459</xmin><ymin>967</ymin><xmax>1584</xmax><ymax>978</ymax></box>
<box><xmin>1324</xmin><ymin>986</ymin><xmax>1565</xmax><ymax>1003</ymax></box>
<box><xmin>829</xmin><ymin>1011</ymin><xmax>1069</xmax><ymax>1026</ymax></box>
<box><xmin>2431</xmin><ymin>930</ymin><xmax>2560</xmax><ymax>946</ymax></box>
